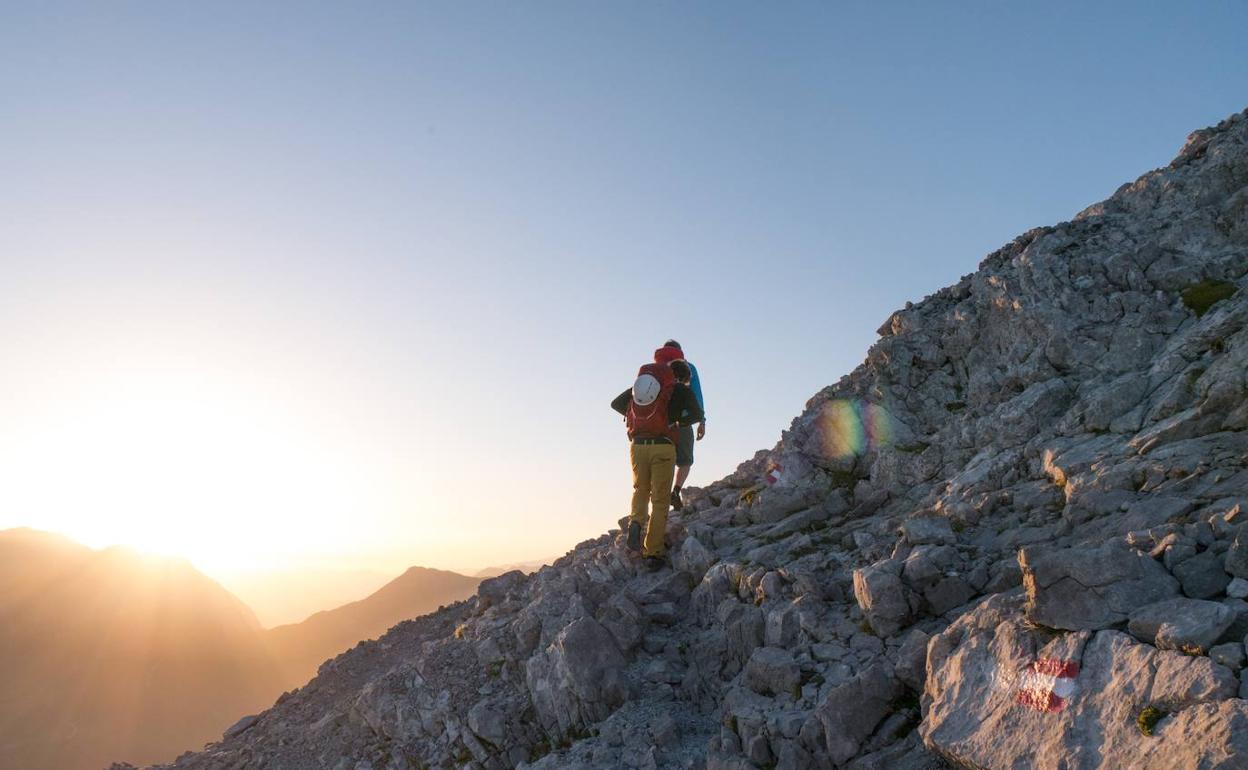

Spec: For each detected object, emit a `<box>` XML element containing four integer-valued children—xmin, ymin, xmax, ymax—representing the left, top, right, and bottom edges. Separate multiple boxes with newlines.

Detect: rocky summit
<box><xmin>114</xmin><ymin>108</ymin><xmax>1248</xmax><ymax>770</ymax></box>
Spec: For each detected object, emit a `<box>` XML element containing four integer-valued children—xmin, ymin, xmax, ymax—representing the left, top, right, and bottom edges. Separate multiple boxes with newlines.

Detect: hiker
<box><xmin>611</xmin><ymin>358</ymin><xmax>704</xmax><ymax>568</ymax></box>
<box><xmin>652</xmin><ymin>340</ymin><xmax>705</xmax><ymax>511</ymax></box>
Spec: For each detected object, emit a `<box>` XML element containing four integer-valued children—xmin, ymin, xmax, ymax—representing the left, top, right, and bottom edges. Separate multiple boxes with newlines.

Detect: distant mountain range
<box><xmin>221</xmin><ymin>566</ymin><xmax>398</xmax><ymax>627</ymax></box>
<box><xmin>472</xmin><ymin>557</ymin><xmax>552</xmax><ymax>578</ymax></box>
<box><xmin>0</xmin><ymin>528</ymin><xmax>484</xmax><ymax>770</ymax></box>
<box><xmin>265</xmin><ymin>565</ymin><xmax>480</xmax><ymax>686</ymax></box>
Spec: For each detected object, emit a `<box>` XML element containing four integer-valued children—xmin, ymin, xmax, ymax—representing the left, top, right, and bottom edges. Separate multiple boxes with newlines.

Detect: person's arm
<box><xmin>611</xmin><ymin>389</ymin><xmax>632</xmax><ymax>416</ymax></box>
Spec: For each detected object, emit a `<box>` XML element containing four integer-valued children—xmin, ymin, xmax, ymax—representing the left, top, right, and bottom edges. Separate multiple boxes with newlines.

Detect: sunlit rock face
<box><xmin>118</xmin><ymin>108</ymin><xmax>1248</xmax><ymax>770</ymax></box>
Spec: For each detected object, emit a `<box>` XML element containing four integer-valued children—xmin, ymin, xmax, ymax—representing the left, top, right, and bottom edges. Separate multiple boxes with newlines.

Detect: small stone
<box><xmin>900</xmin><ymin>515</ymin><xmax>955</xmax><ymax>545</ymax></box>
<box><xmin>1226</xmin><ymin>531</ymin><xmax>1248</xmax><ymax>578</ymax></box>
<box><xmin>223</xmin><ymin>714</ymin><xmax>260</xmax><ymax>739</ymax></box>
<box><xmin>1227</xmin><ymin>578</ymin><xmax>1248</xmax><ymax>599</ymax></box>
<box><xmin>1209</xmin><ymin>642</ymin><xmax>1245</xmax><ymax>670</ymax></box>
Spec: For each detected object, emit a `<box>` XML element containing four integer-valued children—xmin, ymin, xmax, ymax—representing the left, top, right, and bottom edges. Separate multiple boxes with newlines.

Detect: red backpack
<box><xmin>626</xmin><ymin>362</ymin><xmax>677</xmax><ymax>442</ymax></box>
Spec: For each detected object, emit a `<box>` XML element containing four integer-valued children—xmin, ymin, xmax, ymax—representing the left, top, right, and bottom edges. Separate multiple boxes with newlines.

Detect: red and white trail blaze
<box><xmin>1015</xmin><ymin>658</ymin><xmax>1080</xmax><ymax>713</ymax></box>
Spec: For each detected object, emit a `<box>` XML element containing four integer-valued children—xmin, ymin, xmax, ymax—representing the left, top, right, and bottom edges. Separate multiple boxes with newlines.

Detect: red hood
<box><xmin>654</xmin><ymin>346</ymin><xmax>684</xmax><ymax>365</ymax></box>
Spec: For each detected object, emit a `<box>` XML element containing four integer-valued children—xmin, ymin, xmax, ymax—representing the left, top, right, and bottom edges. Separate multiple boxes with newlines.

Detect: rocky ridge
<box><xmin>118</xmin><ymin>107</ymin><xmax>1248</xmax><ymax>770</ymax></box>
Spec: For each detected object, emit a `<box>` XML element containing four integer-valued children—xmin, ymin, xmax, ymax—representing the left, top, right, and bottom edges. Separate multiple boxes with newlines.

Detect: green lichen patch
<box><xmin>1137</xmin><ymin>705</ymin><xmax>1166</xmax><ymax>737</ymax></box>
<box><xmin>1181</xmin><ymin>279</ymin><xmax>1237</xmax><ymax>317</ymax></box>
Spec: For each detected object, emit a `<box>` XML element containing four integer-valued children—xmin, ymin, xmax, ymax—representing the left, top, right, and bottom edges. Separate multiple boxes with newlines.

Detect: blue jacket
<box><xmin>688</xmin><ymin>362</ymin><xmax>704</xmax><ymax>415</ymax></box>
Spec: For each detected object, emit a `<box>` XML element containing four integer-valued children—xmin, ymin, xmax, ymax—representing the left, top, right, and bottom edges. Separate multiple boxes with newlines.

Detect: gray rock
<box><xmin>1127</xmin><ymin>598</ymin><xmax>1235</xmax><ymax>653</ymax></box>
<box><xmin>802</xmin><ymin>663</ymin><xmax>902</xmax><ymax>765</ymax></box>
<box><xmin>1209</xmin><ymin>642</ymin><xmax>1245</xmax><ymax>670</ymax></box>
<box><xmin>223</xmin><ymin>714</ymin><xmax>260</xmax><ymax>739</ymax></box>
<box><xmin>764</xmin><ymin>604</ymin><xmax>800</xmax><ymax>648</ymax></box>
<box><xmin>923</xmin><ymin>594</ymin><xmax>1245</xmax><ymax>770</ymax></box>
<box><xmin>477</xmin><ymin>569</ymin><xmax>526</xmax><ymax>610</ymax></box>
<box><xmin>901</xmin><ymin>545</ymin><xmax>958</xmax><ymax>587</ymax></box>
<box><xmin>467</xmin><ymin>700</ymin><xmax>508</xmax><ymax>746</ymax></box>
<box><xmin>1222</xmin><ymin>598</ymin><xmax>1248</xmax><ymax>641</ymax></box>
<box><xmin>1172</xmin><ymin>549</ymin><xmax>1231</xmax><ymax>599</ymax></box>
<box><xmin>853</xmin><ymin>560</ymin><xmax>915</xmax><ymax>637</ymax></box>
<box><xmin>1226</xmin><ymin>530</ymin><xmax>1248</xmax><ymax>578</ymax></box>
<box><xmin>1020</xmin><ymin>541</ymin><xmax>1180</xmax><ymax>630</ymax></box>
<box><xmin>671</xmin><ymin>535</ymin><xmax>716</xmax><ymax>583</ymax></box>
<box><xmin>923</xmin><ymin>575</ymin><xmax>975</xmax><ymax>615</ymax></box>
<box><xmin>743</xmin><ymin>646</ymin><xmax>801</xmax><ymax>697</ymax></box>
<box><xmin>900</xmin><ymin>516</ymin><xmax>955</xmax><ymax>545</ymax></box>
<box><xmin>525</xmin><ymin>617</ymin><xmax>629</xmax><ymax>735</ymax></box>
<box><xmin>894</xmin><ymin>629</ymin><xmax>930</xmax><ymax>692</ymax></box>
<box><xmin>1227</xmin><ymin>577</ymin><xmax>1248</xmax><ymax>599</ymax></box>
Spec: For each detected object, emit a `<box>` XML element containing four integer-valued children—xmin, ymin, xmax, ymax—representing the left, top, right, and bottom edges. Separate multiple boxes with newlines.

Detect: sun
<box><xmin>0</xmin><ymin>370</ymin><xmax>373</xmax><ymax>575</ymax></box>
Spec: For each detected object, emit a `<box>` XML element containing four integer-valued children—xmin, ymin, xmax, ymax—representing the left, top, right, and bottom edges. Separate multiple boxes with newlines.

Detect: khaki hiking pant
<box><xmin>630</xmin><ymin>441</ymin><xmax>676</xmax><ymax>558</ymax></box>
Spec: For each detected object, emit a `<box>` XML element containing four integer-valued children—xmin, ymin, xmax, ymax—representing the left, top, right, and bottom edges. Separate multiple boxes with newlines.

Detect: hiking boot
<box><xmin>670</xmin><ymin>487</ymin><xmax>683</xmax><ymax>511</ymax></box>
<box><xmin>626</xmin><ymin>522</ymin><xmax>642</xmax><ymax>553</ymax></box>
<box><xmin>642</xmin><ymin>555</ymin><xmax>665</xmax><ymax>572</ymax></box>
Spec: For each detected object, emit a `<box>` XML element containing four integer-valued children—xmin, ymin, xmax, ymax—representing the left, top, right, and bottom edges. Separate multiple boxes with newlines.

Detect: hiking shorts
<box><xmin>676</xmin><ymin>425</ymin><xmax>695</xmax><ymax>467</ymax></box>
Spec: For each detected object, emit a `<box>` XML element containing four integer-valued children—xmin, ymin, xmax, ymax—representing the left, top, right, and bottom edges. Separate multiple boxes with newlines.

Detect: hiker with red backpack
<box><xmin>653</xmin><ymin>340</ymin><xmax>705</xmax><ymax>511</ymax></box>
<box><xmin>611</xmin><ymin>357</ymin><xmax>704</xmax><ymax>569</ymax></box>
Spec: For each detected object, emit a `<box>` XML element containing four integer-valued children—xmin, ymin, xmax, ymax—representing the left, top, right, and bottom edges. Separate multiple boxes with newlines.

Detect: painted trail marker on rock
<box><xmin>765</xmin><ymin>463</ymin><xmax>784</xmax><ymax>485</ymax></box>
<box><xmin>1015</xmin><ymin>658</ymin><xmax>1080</xmax><ymax>713</ymax></box>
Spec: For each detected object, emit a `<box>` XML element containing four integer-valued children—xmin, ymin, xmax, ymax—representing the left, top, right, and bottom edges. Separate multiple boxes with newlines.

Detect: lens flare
<box><xmin>861</xmin><ymin>401</ymin><xmax>894</xmax><ymax>449</ymax></box>
<box><xmin>815</xmin><ymin>399</ymin><xmax>894</xmax><ymax>460</ymax></box>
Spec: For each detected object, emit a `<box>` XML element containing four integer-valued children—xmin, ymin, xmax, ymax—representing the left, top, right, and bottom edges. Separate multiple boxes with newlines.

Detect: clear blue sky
<box><xmin>2</xmin><ymin>2</ymin><xmax>1246</xmax><ymax>575</ymax></box>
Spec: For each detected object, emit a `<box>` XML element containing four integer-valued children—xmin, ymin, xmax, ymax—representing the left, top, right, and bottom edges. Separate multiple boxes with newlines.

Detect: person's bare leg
<box><xmin>674</xmin><ymin>465</ymin><xmax>691</xmax><ymax>489</ymax></box>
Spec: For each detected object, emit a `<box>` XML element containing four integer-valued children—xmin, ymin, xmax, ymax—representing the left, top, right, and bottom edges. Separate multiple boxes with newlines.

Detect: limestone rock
<box><xmin>525</xmin><ymin>617</ymin><xmax>630</xmax><ymax>735</ymax></box>
<box><xmin>1127</xmin><ymin>598</ymin><xmax>1235</xmax><ymax>653</ymax></box>
<box><xmin>743</xmin><ymin>647</ymin><xmax>800</xmax><ymax>697</ymax></box>
<box><xmin>900</xmin><ymin>516</ymin><xmax>955</xmax><ymax>546</ymax></box>
<box><xmin>854</xmin><ymin>559</ymin><xmax>916</xmax><ymax>637</ymax></box>
<box><xmin>1172</xmin><ymin>549</ymin><xmax>1231</xmax><ymax>599</ymax></box>
<box><xmin>1226</xmin><ymin>530</ymin><xmax>1248</xmax><ymax>578</ymax></box>
<box><xmin>894</xmin><ymin>629</ymin><xmax>931</xmax><ymax>692</ymax></box>
<box><xmin>803</xmin><ymin>663</ymin><xmax>902</xmax><ymax>765</ymax></box>
<box><xmin>1020</xmin><ymin>541</ymin><xmax>1180</xmax><ymax>630</ymax></box>
<box><xmin>922</xmin><ymin>595</ymin><xmax>1246</xmax><ymax>769</ymax></box>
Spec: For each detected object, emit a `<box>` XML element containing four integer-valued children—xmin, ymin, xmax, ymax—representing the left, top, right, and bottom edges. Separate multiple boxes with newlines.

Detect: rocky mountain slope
<box><xmin>117</xmin><ymin>107</ymin><xmax>1248</xmax><ymax>770</ymax></box>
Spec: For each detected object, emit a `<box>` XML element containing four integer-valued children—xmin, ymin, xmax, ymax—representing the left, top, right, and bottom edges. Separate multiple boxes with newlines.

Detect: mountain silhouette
<box><xmin>0</xmin><ymin>528</ymin><xmax>283</xmax><ymax>770</ymax></box>
<box><xmin>264</xmin><ymin>565</ymin><xmax>481</xmax><ymax>686</ymax></box>
<box><xmin>0</xmin><ymin>529</ymin><xmax>485</xmax><ymax>770</ymax></box>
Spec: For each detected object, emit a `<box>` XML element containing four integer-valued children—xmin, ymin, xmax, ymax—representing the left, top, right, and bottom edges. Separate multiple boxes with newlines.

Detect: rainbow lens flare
<box><xmin>815</xmin><ymin>399</ymin><xmax>894</xmax><ymax>460</ymax></box>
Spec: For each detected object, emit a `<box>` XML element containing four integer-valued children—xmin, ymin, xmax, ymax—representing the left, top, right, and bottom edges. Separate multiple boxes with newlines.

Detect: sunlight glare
<box><xmin>1</xmin><ymin>371</ymin><xmax>377</xmax><ymax>573</ymax></box>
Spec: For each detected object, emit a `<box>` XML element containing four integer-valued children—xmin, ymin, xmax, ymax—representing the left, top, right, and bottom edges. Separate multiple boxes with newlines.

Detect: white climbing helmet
<box><xmin>632</xmin><ymin>373</ymin><xmax>661</xmax><ymax>406</ymax></box>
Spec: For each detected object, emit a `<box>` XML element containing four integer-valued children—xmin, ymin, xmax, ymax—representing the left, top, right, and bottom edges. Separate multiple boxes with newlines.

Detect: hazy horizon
<box><xmin>4</xmin><ymin>2</ymin><xmax>1247</xmax><ymax>599</ymax></box>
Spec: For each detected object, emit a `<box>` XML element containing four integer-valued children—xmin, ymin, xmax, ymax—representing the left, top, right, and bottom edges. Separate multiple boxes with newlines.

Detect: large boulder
<box><xmin>922</xmin><ymin>594</ymin><xmax>1246</xmax><ymax>769</ymax></box>
<box><xmin>800</xmin><ymin>662</ymin><xmax>902</xmax><ymax>765</ymax></box>
<box><xmin>1020</xmin><ymin>541</ymin><xmax>1180</xmax><ymax>630</ymax></box>
<box><xmin>524</xmin><ymin>617</ymin><xmax>630</xmax><ymax>735</ymax></box>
